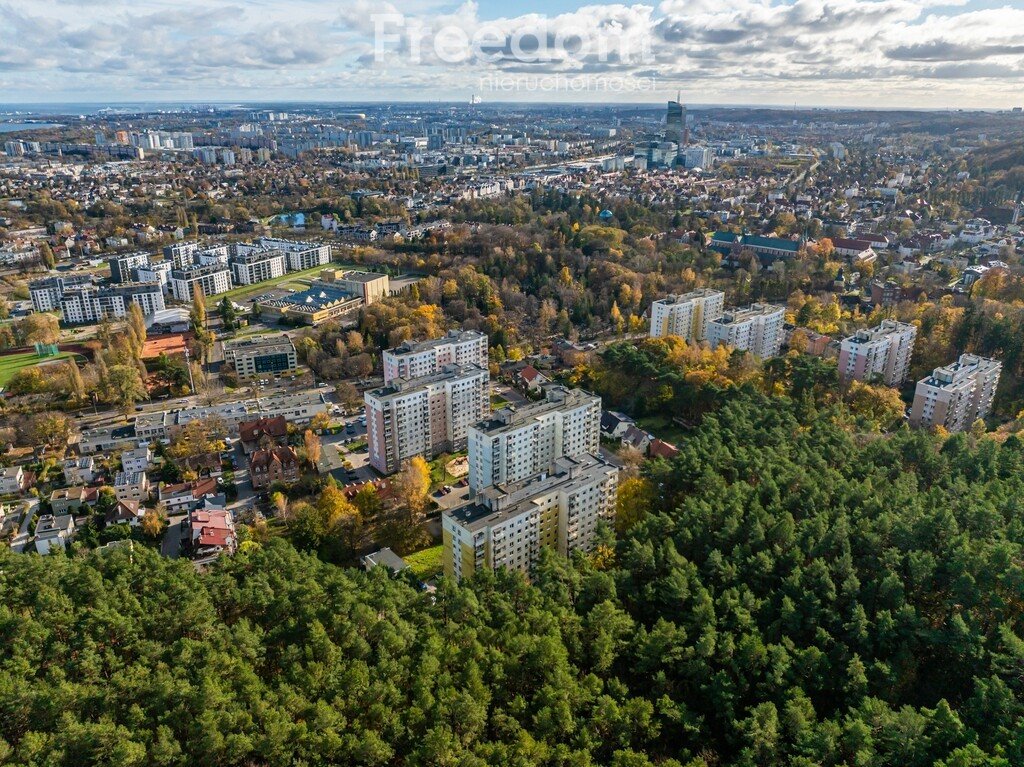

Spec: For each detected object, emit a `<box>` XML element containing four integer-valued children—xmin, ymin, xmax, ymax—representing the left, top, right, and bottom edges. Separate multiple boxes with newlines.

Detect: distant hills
<box><xmin>968</xmin><ymin>139</ymin><xmax>1024</xmax><ymax>190</ymax></box>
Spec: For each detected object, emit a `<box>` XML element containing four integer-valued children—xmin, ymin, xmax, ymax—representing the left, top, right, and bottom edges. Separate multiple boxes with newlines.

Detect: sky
<box><xmin>2</xmin><ymin>0</ymin><xmax>1023</xmax><ymax>109</ymax></box>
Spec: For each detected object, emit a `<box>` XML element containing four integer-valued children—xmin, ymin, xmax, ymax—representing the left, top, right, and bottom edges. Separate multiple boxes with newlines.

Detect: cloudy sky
<box><xmin>2</xmin><ymin>0</ymin><xmax>1023</xmax><ymax>108</ymax></box>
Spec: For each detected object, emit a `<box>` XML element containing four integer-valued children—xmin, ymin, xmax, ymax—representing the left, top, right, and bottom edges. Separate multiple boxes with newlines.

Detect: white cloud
<box><xmin>0</xmin><ymin>0</ymin><xmax>1021</xmax><ymax>106</ymax></box>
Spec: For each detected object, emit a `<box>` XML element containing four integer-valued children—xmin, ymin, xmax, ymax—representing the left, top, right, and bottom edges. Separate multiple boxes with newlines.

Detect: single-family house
<box><xmin>34</xmin><ymin>514</ymin><xmax>76</xmax><ymax>555</ymax></box>
<box><xmin>249</xmin><ymin>446</ymin><xmax>300</xmax><ymax>490</ymax></box>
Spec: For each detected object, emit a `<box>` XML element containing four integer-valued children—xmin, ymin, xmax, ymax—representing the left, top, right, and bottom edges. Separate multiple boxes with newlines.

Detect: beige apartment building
<box><xmin>910</xmin><ymin>354</ymin><xmax>1002</xmax><ymax>432</ymax></box>
<box><xmin>442</xmin><ymin>454</ymin><xmax>618</xmax><ymax>581</ymax></box>
<box><xmin>364</xmin><ymin>364</ymin><xmax>489</xmax><ymax>474</ymax></box>
<box><xmin>467</xmin><ymin>386</ymin><xmax>601</xmax><ymax>494</ymax></box>
<box><xmin>649</xmin><ymin>288</ymin><xmax>725</xmax><ymax>341</ymax></box>
<box><xmin>839</xmin><ymin>320</ymin><xmax>917</xmax><ymax>387</ymax></box>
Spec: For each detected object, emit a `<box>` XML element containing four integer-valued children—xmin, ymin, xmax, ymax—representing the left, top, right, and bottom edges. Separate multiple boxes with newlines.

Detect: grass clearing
<box><xmin>404</xmin><ymin>545</ymin><xmax>443</xmax><ymax>580</ymax></box>
<box><xmin>636</xmin><ymin>414</ymin><xmax>688</xmax><ymax>445</ymax></box>
<box><xmin>0</xmin><ymin>352</ymin><xmax>80</xmax><ymax>387</ymax></box>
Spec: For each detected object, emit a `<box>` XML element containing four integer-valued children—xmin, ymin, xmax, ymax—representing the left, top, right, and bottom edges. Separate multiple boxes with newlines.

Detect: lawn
<box><xmin>0</xmin><ymin>352</ymin><xmax>80</xmax><ymax>387</ymax></box>
<box><xmin>207</xmin><ymin>262</ymin><xmax>356</xmax><ymax>307</ymax></box>
<box><xmin>404</xmin><ymin>545</ymin><xmax>443</xmax><ymax>580</ymax></box>
<box><xmin>636</xmin><ymin>414</ymin><xmax>688</xmax><ymax>445</ymax></box>
<box><xmin>490</xmin><ymin>394</ymin><xmax>509</xmax><ymax>408</ymax></box>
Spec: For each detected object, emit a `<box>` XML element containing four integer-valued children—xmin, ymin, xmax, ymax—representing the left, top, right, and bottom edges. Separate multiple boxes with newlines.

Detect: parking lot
<box><xmin>318</xmin><ymin>413</ymin><xmax>377</xmax><ymax>486</ymax></box>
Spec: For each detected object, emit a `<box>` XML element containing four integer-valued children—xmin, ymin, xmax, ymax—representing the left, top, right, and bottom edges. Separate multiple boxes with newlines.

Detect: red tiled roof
<box><xmin>239</xmin><ymin>416</ymin><xmax>288</xmax><ymax>444</ymax></box>
<box><xmin>249</xmin><ymin>446</ymin><xmax>298</xmax><ymax>472</ymax></box>
<box><xmin>520</xmin><ymin>365</ymin><xmax>542</xmax><ymax>383</ymax></box>
<box><xmin>649</xmin><ymin>439</ymin><xmax>680</xmax><ymax>459</ymax></box>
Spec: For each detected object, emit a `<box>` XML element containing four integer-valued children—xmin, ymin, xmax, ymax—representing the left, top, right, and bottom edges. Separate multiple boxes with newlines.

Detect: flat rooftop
<box><xmin>368</xmin><ymin>363</ymin><xmax>487</xmax><ymax>399</ymax></box>
<box><xmin>388</xmin><ymin>329</ymin><xmax>486</xmax><ymax>356</ymax></box>
<box><xmin>446</xmin><ymin>454</ymin><xmax>614</xmax><ymax>534</ymax></box>
<box><xmin>474</xmin><ymin>386</ymin><xmax>597</xmax><ymax>436</ymax></box>
<box><xmin>653</xmin><ymin>288</ymin><xmax>723</xmax><ymax>306</ymax></box>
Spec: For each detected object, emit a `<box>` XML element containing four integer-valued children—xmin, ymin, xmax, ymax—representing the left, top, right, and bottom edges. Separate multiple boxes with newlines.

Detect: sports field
<box><xmin>0</xmin><ymin>351</ymin><xmax>79</xmax><ymax>387</ymax></box>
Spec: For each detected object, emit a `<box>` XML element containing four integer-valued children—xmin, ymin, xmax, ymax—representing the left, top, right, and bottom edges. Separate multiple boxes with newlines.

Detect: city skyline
<box><xmin>2</xmin><ymin>0</ymin><xmax>1023</xmax><ymax>109</ymax></box>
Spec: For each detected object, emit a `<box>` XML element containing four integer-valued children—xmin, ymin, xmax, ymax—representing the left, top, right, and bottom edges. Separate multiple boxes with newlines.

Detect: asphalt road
<box><xmin>161</xmin><ymin>515</ymin><xmax>186</xmax><ymax>559</ymax></box>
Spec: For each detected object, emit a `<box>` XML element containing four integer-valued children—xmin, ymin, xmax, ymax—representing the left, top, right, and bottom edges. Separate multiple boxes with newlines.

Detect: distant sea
<box><xmin>0</xmin><ymin>122</ymin><xmax>62</xmax><ymax>133</ymax></box>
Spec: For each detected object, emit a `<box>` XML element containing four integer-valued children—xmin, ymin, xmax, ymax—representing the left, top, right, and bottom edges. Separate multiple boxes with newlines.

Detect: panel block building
<box><xmin>223</xmin><ymin>335</ymin><xmax>298</xmax><ymax>379</ymax></box>
<box><xmin>364</xmin><ymin>364</ymin><xmax>489</xmax><ymax>474</ymax></box>
<box><xmin>649</xmin><ymin>289</ymin><xmax>725</xmax><ymax>341</ymax></box>
<box><xmin>443</xmin><ymin>454</ymin><xmax>618</xmax><ymax>580</ymax></box>
<box><xmin>839</xmin><ymin>320</ymin><xmax>917</xmax><ymax>387</ymax></box>
<box><xmin>383</xmin><ymin>330</ymin><xmax>489</xmax><ymax>384</ymax></box>
<box><xmin>707</xmin><ymin>303</ymin><xmax>785</xmax><ymax>359</ymax></box>
<box><xmin>467</xmin><ymin>386</ymin><xmax>600</xmax><ymax>494</ymax></box>
<box><xmin>910</xmin><ymin>354</ymin><xmax>1002</xmax><ymax>433</ymax></box>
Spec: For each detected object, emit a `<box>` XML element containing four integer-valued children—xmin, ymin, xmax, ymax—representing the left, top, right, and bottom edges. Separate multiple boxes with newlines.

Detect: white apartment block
<box><xmin>443</xmin><ymin>454</ymin><xmax>618</xmax><ymax>581</ymax></box>
<box><xmin>910</xmin><ymin>354</ymin><xmax>1002</xmax><ymax>433</ymax></box>
<box><xmin>120</xmin><ymin>446</ymin><xmax>152</xmax><ymax>475</ymax></box>
<box><xmin>256</xmin><ymin>238</ymin><xmax>332</xmax><ymax>271</ymax></box>
<box><xmin>164</xmin><ymin>241</ymin><xmax>200</xmax><ymax>270</ymax></box>
<box><xmin>136</xmin><ymin>261</ymin><xmax>172</xmax><ymax>291</ymax></box>
<box><xmin>468</xmin><ymin>386</ymin><xmax>601</xmax><ymax>494</ymax></box>
<box><xmin>649</xmin><ymin>288</ymin><xmax>725</xmax><ymax>341</ymax></box>
<box><xmin>383</xmin><ymin>330</ymin><xmax>489</xmax><ymax>384</ymax></box>
<box><xmin>29</xmin><ymin>274</ymin><xmax>93</xmax><ymax>312</ymax></box>
<box><xmin>108</xmin><ymin>251</ymin><xmax>152</xmax><ymax>283</ymax></box>
<box><xmin>60</xmin><ymin>284</ymin><xmax>166</xmax><ymax>324</ymax></box>
<box><xmin>229</xmin><ymin>249</ymin><xmax>287</xmax><ymax>285</ymax></box>
<box><xmin>365</xmin><ymin>364</ymin><xmax>489</xmax><ymax>474</ymax></box>
<box><xmin>195</xmin><ymin>245</ymin><xmax>230</xmax><ymax>268</ymax></box>
<box><xmin>839</xmin><ymin>320</ymin><xmax>918</xmax><ymax>387</ymax></box>
<box><xmin>707</xmin><ymin>303</ymin><xmax>785</xmax><ymax>359</ymax></box>
<box><xmin>224</xmin><ymin>335</ymin><xmax>298</xmax><ymax>378</ymax></box>
<box><xmin>169</xmin><ymin>265</ymin><xmax>231</xmax><ymax>301</ymax></box>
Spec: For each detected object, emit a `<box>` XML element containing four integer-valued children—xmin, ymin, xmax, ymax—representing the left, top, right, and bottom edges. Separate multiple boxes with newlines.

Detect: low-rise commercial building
<box><xmin>322</xmin><ymin>269</ymin><xmax>390</xmax><ymax>305</ymax></box>
<box><xmin>134</xmin><ymin>391</ymin><xmax>329</xmax><ymax>440</ymax></box>
<box><xmin>223</xmin><ymin>335</ymin><xmax>298</xmax><ymax>379</ymax></box>
<box><xmin>257</xmin><ymin>281</ymin><xmax>363</xmax><ymax>325</ymax></box>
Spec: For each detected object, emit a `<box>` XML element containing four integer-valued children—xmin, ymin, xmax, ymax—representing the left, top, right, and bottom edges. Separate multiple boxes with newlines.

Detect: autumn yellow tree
<box><xmin>303</xmin><ymin>429</ymin><xmax>322</xmax><ymax>467</ymax></box>
<box><xmin>141</xmin><ymin>506</ymin><xmax>168</xmax><ymax>540</ymax></box>
<box><xmin>845</xmin><ymin>380</ymin><xmax>907</xmax><ymax>432</ymax></box>
<box><xmin>615</xmin><ymin>477</ymin><xmax>657</xmax><ymax>535</ymax></box>
<box><xmin>395</xmin><ymin>456</ymin><xmax>431</xmax><ymax>519</ymax></box>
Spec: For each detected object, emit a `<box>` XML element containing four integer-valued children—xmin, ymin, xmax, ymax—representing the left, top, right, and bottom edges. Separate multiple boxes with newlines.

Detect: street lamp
<box><xmin>184</xmin><ymin>347</ymin><xmax>196</xmax><ymax>394</ymax></box>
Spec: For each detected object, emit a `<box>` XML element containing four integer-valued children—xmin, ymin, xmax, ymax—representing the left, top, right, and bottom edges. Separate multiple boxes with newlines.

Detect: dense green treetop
<box><xmin>1</xmin><ymin>388</ymin><xmax>1023</xmax><ymax>766</ymax></box>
